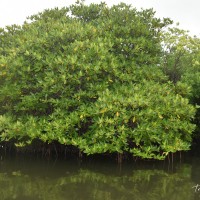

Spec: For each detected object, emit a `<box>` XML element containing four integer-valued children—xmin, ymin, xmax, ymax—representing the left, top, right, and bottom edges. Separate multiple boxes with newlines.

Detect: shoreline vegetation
<box><xmin>0</xmin><ymin>1</ymin><xmax>199</xmax><ymax>162</ymax></box>
<box><xmin>0</xmin><ymin>139</ymin><xmax>185</xmax><ymax>164</ymax></box>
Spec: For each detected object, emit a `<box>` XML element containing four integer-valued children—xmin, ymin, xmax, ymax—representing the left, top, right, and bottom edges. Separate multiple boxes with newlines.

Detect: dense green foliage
<box><xmin>0</xmin><ymin>2</ymin><xmax>197</xmax><ymax>159</ymax></box>
<box><xmin>161</xmin><ymin>26</ymin><xmax>200</xmax><ymax>138</ymax></box>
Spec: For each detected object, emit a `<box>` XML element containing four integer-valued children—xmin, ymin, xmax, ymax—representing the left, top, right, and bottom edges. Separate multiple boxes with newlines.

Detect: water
<box><xmin>0</xmin><ymin>154</ymin><xmax>200</xmax><ymax>200</ymax></box>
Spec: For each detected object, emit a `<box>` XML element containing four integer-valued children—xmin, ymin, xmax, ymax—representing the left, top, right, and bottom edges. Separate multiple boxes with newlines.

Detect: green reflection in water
<box><xmin>0</xmin><ymin>158</ymin><xmax>198</xmax><ymax>200</ymax></box>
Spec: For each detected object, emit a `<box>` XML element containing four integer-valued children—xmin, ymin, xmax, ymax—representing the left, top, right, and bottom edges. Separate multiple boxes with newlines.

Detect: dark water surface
<box><xmin>0</xmin><ymin>154</ymin><xmax>200</xmax><ymax>200</ymax></box>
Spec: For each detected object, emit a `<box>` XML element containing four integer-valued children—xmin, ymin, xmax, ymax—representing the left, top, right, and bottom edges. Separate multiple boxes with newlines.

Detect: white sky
<box><xmin>0</xmin><ymin>0</ymin><xmax>199</xmax><ymax>36</ymax></box>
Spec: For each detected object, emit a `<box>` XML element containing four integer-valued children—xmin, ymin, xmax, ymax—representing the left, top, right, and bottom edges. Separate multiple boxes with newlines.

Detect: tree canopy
<box><xmin>0</xmin><ymin>2</ymin><xmax>197</xmax><ymax>160</ymax></box>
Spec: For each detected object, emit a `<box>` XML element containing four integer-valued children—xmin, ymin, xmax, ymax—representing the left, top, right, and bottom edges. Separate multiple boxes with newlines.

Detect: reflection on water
<box><xmin>0</xmin><ymin>155</ymin><xmax>200</xmax><ymax>200</ymax></box>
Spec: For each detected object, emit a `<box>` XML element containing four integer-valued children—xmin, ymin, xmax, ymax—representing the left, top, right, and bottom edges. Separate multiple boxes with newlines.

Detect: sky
<box><xmin>0</xmin><ymin>0</ymin><xmax>199</xmax><ymax>36</ymax></box>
